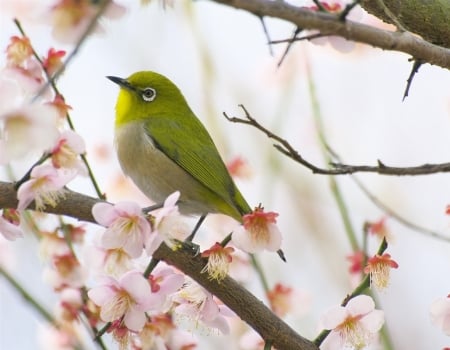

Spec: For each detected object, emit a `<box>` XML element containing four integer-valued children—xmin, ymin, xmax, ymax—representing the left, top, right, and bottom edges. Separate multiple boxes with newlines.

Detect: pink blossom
<box><xmin>5</xmin><ymin>36</ymin><xmax>33</xmax><ymax>67</ymax></box>
<box><xmin>267</xmin><ymin>283</ymin><xmax>311</xmax><ymax>318</ymax></box>
<box><xmin>0</xmin><ymin>104</ymin><xmax>59</xmax><ymax>162</ymax></box>
<box><xmin>37</xmin><ymin>324</ymin><xmax>84</xmax><ymax>350</ymax></box>
<box><xmin>50</xmin><ymin>129</ymin><xmax>86</xmax><ymax>173</ymax></box>
<box><xmin>145</xmin><ymin>191</ymin><xmax>190</xmax><ymax>255</ymax></box>
<box><xmin>88</xmin><ymin>270</ymin><xmax>154</xmax><ymax>332</ymax></box>
<box><xmin>172</xmin><ymin>278</ymin><xmax>233</xmax><ymax>334</ymax></box>
<box><xmin>56</xmin><ymin>287</ymin><xmax>83</xmax><ymax>322</ymax></box>
<box><xmin>201</xmin><ymin>243</ymin><xmax>234</xmax><ymax>281</ymax></box>
<box><xmin>226</xmin><ymin>156</ymin><xmax>253</xmax><ymax>179</ymax></box>
<box><xmin>306</xmin><ymin>1</ymin><xmax>363</xmax><ymax>53</ymax></box>
<box><xmin>0</xmin><ymin>214</ymin><xmax>23</xmax><ymax>241</ymax></box>
<box><xmin>320</xmin><ymin>295</ymin><xmax>384</xmax><ymax>350</ymax></box>
<box><xmin>430</xmin><ymin>295</ymin><xmax>450</xmax><ymax>336</ymax></box>
<box><xmin>47</xmin><ymin>0</ymin><xmax>126</xmax><ymax>44</ymax></box>
<box><xmin>42</xmin><ymin>48</ymin><xmax>66</xmax><ymax>76</ymax></box>
<box><xmin>232</xmin><ymin>207</ymin><xmax>282</xmax><ymax>254</ymax></box>
<box><xmin>84</xmin><ymin>240</ymin><xmax>134</xmax><ymax>278</ymax></box>
<box><xmin>43</xmin><ymin>253</ymin><xmax>87</xmax><ymax>290</ymax></box>
<box><xmin>147</xmin><ymin>265</ymin><xmax>185</xmax><ymax>312</ymax></box>
<box><xmin>134</xmin><ymin>314</ymin><xmax>196</xmax><ymax>350</ymax></box>
<box><xmin>46</xmin><ymin>95</ymin><xmax>72</xmax><ymax>119</ymax></box>
<box><xmin>364</xmin><ymin>253</ymin><xmax>399</xmax><ymax>290</ymax></box>
<box><xmin>17</xmin><ymin>164</ymin><xmax>76</xmax><ymax>211</ymax></box>
<box><xmin>92</xmin><ymin>201</ymin><xmax>151</xmax><ymax>258</ymax></box>
<box><xmin>39</xmin><ymin>230</ymin><xmax>72</xmax><ymax>259</ymax></box>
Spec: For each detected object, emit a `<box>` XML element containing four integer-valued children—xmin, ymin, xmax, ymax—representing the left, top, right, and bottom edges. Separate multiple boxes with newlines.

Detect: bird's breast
<box><xmin>114</xmin><ymin>121</ymin><xmax>220</xmax><ymax>214</ymax></box>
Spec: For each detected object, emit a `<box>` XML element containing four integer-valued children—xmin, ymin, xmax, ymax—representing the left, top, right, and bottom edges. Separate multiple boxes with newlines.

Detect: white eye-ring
<box><xmin>141</xmin><ymin>87</ymin><xmax>156</xmax><ymax>102</ymax></box>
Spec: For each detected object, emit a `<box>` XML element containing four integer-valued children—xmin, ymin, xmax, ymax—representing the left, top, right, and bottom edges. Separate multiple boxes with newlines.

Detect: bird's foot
<box><xmin>172</xmin><ymin>238</ymin><xmax>201</xmax><ymax>256</ymax></box>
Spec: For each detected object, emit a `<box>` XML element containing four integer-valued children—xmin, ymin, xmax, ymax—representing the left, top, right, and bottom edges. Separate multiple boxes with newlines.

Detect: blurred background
<box><xmin>1</xmin><ymin>1</ymin><xmax>450</xmax><ymax>349</ymax></box>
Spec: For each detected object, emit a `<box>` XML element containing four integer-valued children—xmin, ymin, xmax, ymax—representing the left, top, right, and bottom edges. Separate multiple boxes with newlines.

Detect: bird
<box><xmin>107</xmin><ymin>71</ymin><xmax>252</xmax><ymax>224</ymax></box>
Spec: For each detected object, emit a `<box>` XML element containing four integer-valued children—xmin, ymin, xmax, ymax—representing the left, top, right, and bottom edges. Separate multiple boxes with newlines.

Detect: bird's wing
<box><xmin>143</xmin><ymin>113</ymin><xmax>241</xmax><ymax>210</ymax></box>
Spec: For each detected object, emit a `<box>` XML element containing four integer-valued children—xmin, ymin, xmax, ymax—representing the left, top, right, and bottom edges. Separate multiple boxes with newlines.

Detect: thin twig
<box><xmin>259</xmin><ymin>16</ymin><xmax>274</xmax><ymax>56</ymax></box>
<box><xmin>224</xmin><ymin>105</ymin><xmax>450</xmax><ymax>176</ymax></box>
<box><xmin>32</xmin><ymin>0</ymin><xmax>112</xmax><ymax>100</ymax></box>
<box><xmin>338</xmin><ymin>0</ymin><xmax>361</xmax><ymax>21</ymax></box>
<box><xmin>209</xmin><ymin>0</ymin><xmax>450</xmax><ymax>69</ymax></box>
<box><xmin>270</xmin><ymin>32</ymin><xmax>327</xmax><ymax>45</ymax></box>
<box><xmin>277</xmin><ymin>27</ymin><xmax>303</xmax><ymax>67</ymax></box>
<box><xmin>13</xmin><ymin>15</ymin><xmax>106</xmax><ymax>199</ymax></box>
<box><xmin>403</xmin><ymin>59</ymin><xmax>423</xmax><ymax>101</ymax></box>
<box><xmin>326</xmin><ymin>145</ymin><xmax>450</xmax><ymax>242</ymax></box>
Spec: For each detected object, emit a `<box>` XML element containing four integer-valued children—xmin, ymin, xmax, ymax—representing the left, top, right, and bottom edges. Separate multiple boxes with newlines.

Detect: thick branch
<box><xmin>0</xmin><ymin>181</ymin><xmax>317</xmax><ymax>350</ymax></box>
<box><xmin>209</xmin><ymin>0</ymin><xmax>450</xmax><ymax>69</ymax></box>
<box><xmin>360</xmin><ymin>0</ymin><xmax>450</xmax><ymax>48</ymax></box>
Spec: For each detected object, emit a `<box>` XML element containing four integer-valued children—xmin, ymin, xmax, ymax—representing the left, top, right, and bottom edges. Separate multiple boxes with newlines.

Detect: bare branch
<box><xmin>209</xmin><ymin>0</ymin><xmax>450</xmax><ymax>69</ymax></box>
<box><xmin>403</xmin><ymin>59</ymin><xmax>423</xmax><ymax>101</ymax></box>
<box><xmin>224</xmin><ymin>105</ymin><xmax>450</xmax><ymax>176</ymax></box>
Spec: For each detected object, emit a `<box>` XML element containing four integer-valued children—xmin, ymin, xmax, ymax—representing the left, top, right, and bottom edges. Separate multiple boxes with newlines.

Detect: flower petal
<box><xmin>320</xmin><ymin>306</ymin><xmax>348</xmax><ymax>329</ymax></box>
<box><xmin>92</xmin><ymin>202</ymin><xmax>117</xmax><ymax>226</ymax></box>
<box><xmin>360</xmin><ymin>309</ymin><xmax>384</xmax><ymax>333</ymax></box>
<box><xmin>346</xmin><ymin>295</ymin><xmax>375</xmax><ymax>316</ymax></box>
<box><xmin>123</xmin><ymin>306</ymin><xmax>147</xmax><ymax>332</ymax></box>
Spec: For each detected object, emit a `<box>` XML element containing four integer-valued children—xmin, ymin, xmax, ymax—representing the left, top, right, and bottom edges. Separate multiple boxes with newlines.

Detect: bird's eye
<box><xmin>141</xmin><ymin>87</ymin><xmax>156</xmax><ymax>102</ymax></box>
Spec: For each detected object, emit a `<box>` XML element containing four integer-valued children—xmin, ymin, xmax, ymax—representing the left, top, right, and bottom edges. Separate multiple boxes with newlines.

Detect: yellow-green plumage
<box><xmin>108</xmin><ymin>71</ymin><xmax>251</xmax><ymax>222</ymax></box>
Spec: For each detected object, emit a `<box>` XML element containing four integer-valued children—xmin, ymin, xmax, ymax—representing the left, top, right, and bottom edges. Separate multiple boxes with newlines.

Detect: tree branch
<box><xmin>224</xmin><ymin>105</ymin><xmax>450</xmax><ymax>176</ymax></box>
<box><xmin>360</xmin><ymin>0</ymin><xmax>450</xmax><ymax>48</ymax></box>
<box><xmin>0</xmin><ymin>181</ymin><xmax>317</xmax><ymax>350</ymax></box>
<box><xmin>208</xmin><ymin>0</ymin><xmax>450</xmax><ymax>69</ymax></box>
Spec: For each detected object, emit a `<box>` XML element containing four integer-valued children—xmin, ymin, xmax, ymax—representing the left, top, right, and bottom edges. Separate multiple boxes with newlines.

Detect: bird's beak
<box><xmin>107</xmin><ymin>76</ymin><xmax>136</xmax><ymax>92</ymax></box>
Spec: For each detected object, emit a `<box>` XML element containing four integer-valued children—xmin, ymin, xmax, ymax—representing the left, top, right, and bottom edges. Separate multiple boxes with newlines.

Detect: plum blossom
<box><xmin>172</xmin><ymin>278</ymin><xmax>233</xmax><ymax>334</ymax></box>
<box><xmin>145</xmin><ymin>191</ymin><xmax>190</xmax><ymax>255</ymax></box>
<box><xmin>50</xmin><ymin>129</ymin><xmax>86</xmax><ymax>173</ymax></box>
<box><xmin>92</xmin><ymin>201</ymin><xmax>151</xmax><ymax>258</ymax></box>
<box><xmin>88</xmin><ymin>270</ymin><xmax>154</xmax><ymax>332</ymax></box>
<box><xmin>267</xmin><ymin>283</ymin><xmax>311</xmax><ymax>318</ymax></box>
<box><xmin>134</xmin><ymin>314</ymin><xmax>196</xmax><ymax>350</ymax></box>
<box><xmin>39</xmin><ymin>230</ymin><xmax>72</xmax><ymax>259</ymax></box>
<box><xmin>0</xmin><ymin>103</ymin><xmax>59</xmax><ymax>162</ymax></box>
<box><xmin>201</xmin><ymin>243</ymin><xmax>234</xmax><ymax>281</ymax></box>
<box><xmin>56</xmin><ymin>287</ymin><xmax>83</xmax><ymax>322</ymax></box>
<box><xmin>84</xmin><ymin>241</ymin><xmax>134</xmax><ymax>278</ymax></box>
<box><xmin>306</xmin><ymin>1</ymin><xmax>363</xmax><ymax>53</ymax></box>
<box><xmin>232</xmin><ymin>207</ymin><xmax>282</xmax><ymax>254</ymax></box>
<box><xmin>47</xmin><ymin>0</ymin><xmax>126</xmax><ymax>44</ymax></box>
<box><xmin>37</xmin><ymin>323</ymin><xmax>84</xmax><ymax>350</ymax></box>
<box><xmin>346</xmin><ymin>250</ymin><xmax>365</xmax><ymax>288</ymax></box>
<box><xmin>5</xmin><ymin>36</ymin><xmax>33</xmax><ymax>67</ymax></box>
<box><xmin>17</xmin><ymin>164</ymin><xmax>77</xmax><ymax>211</ymax></box>
<box><xmin>47</xmin><ymin>95</ymin><xmax>72</xmax><ymax>119</ymax></box>
<box><xmin>147</xmin><ymin>265</ymin><xmax>185</xmax><ymax>312</ymax></box>
<box><xmin>320</xmin><ymin>295</ymin><xmax>384</xmax><ymax>350</ymax></box>
<box><xmin>42</xmin><ymin>48</ymin><xmax>66</xmax><ymax>76</ymax></box>
<box><xmin>226</xmin><ymin>156</ymin><xmax>252</xmax><ymax>179</ymax></box>
<box><xmin>430</xmin><ymin>295</ymin><xmax>450</xmax><ymax>336</ymax></box>
<box><xmin>364</xmin><ymin>253</ymin><xmax>399</xmax><ymax>290</ymax></box>
<box><xmin>0</xmin><ymin>211</ymin><xmax>23</xmax><ymax>240</ymax></box>
<box><xmin>44</xmin><ymin>252</ymin><xmax>87</xmax><ymax>290</ymax></box>
<box><xmin>367</xmin><ymin>217</ymin><xmax>394</xmax><ymax>243</ymax></box>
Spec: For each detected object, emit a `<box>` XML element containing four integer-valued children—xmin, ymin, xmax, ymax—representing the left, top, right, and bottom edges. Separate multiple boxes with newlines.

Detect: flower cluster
<box><xmin>87</xmin><ymin>193</ymin><xmax>235</xmax><ymax>348</ymax></box>
<box><xmin>320</xmin><ymin>295</ymin><xmax>384</xmax><ymax>350</ymax></box>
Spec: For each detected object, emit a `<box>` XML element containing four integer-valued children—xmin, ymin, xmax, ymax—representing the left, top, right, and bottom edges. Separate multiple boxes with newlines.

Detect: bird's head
<box><xmin>107</xmin><ymin>71</ymin><xmax>188</xmax><ymax>126</ymax></box>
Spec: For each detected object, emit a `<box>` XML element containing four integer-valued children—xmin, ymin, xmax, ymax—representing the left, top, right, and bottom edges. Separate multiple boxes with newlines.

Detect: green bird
<box><xmin>107</xmin><ymin>71</ymin><xmax>252</xmax><ymax>223</ymax></box>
